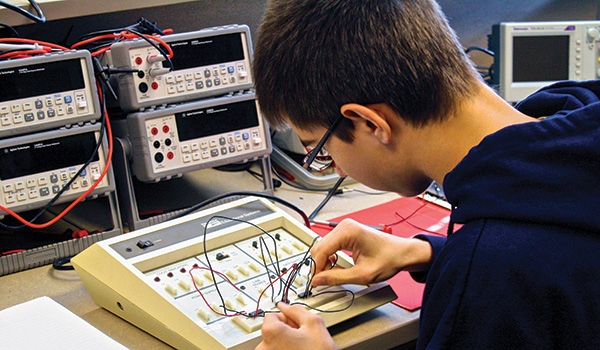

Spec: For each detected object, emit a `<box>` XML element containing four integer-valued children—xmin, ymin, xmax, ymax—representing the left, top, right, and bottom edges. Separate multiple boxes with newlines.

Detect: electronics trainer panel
<box><xmin>124</xmin><ymin>92</ymin><xmax>270</xmax><ymax>182</ymax></box>
<box><xmin>109</xmin><ymin>25</ymin><xmax>253</xmax><ymax>111</ymax></box>
<box><xmin>490</xmin><ymin>21</ymin><xmax>600</xmax><ymax>102</ymax></box>
<box><xmin>72</xmin><ymin>197</ymin><xmax>397</xmax><ymax>350</ymax></box>
<box><xmin>0</xmin><ymin>50</ymin><xmax>100</xmax><ymax>138</ymax></box>
<box><xmin>0</xmin><ymin>123</ymin><xmax>113</xmax><ymax>215</ymax></box>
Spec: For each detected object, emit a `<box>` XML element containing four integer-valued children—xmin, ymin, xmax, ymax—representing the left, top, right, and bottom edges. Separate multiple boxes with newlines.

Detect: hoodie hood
<box><xmin>444</xmin><ymin>80</ymin><xmax>600</xmax><ymax>232</ymax></box>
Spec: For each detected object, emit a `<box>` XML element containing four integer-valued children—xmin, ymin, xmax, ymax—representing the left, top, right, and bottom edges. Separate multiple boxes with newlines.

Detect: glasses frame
<box><xmin>302</xmin><ymin>115</ymin><xmax>344</xmax><ymax>170</ymax></box>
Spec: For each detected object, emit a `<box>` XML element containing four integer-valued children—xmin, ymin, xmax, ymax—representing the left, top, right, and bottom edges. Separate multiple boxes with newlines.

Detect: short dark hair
<box><xmin>253</xmin><ymin>0</ymin><xmax>481</xmax><ymax>142</ymax></box>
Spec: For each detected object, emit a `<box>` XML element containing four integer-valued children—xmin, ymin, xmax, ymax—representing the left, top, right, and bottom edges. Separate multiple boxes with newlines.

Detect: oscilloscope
<box><xmin>72</xmin><ymin>197</ymin><xmax>397</xmax><ymax>350</ymax></box>
<box><xmin>490</xmin><ymin>21</ymin><xmax>600</xmax><ymax>103</ymax></box>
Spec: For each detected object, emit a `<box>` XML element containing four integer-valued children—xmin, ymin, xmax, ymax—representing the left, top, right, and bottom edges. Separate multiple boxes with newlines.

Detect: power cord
<box><xmin>0</xmin><ymin>0</ymin><xmax>45</xmax><ymax>23</ymax></box>
<box><xmin>168</xmin><ymin>191</ymin><xmax>311</xmax><ymax>228</ymax></box>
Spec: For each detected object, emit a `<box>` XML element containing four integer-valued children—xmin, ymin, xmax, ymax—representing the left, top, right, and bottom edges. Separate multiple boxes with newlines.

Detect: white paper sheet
<box><xmin>0</xmin><ymin>296</ymin><xmax>128</xmax><ymax>349</ymax></box>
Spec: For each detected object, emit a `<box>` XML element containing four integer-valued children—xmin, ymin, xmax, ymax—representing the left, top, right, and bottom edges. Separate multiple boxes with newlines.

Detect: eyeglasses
<box><xmin>302</xmin><ymin>115</ymin><xmax>343</xmax><ymax>170</ymax></box>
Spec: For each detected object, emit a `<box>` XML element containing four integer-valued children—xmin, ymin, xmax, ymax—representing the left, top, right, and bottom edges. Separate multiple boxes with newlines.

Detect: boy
<box><xmin>253</xmin><ymin>0</ymin><xmax>600</xmax><ymax>349</ymax></box>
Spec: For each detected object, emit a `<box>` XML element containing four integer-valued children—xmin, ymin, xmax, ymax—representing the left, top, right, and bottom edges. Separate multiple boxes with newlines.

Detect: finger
<box><xmin>272</xmin><ymin>303</ymin><xmax>299</xmax><ymax>328</ymax></box>
<box><xmin>312</xmin><ymin>265</ymin><xmax>372</xmax><ymax>286</ymax></box>
<box><xmin>261</xmin><ymin>313</ymin><xmax>291</xmax><ymax>340</ymax></box>
<box><xmin>277</xmin><ymin>302</ymin><xmax>319</xmax><ymax>326</ymax></box>
<box><xmin>310</xmin><ymin>224</ymin><xmax>356</xmax><ymax>274</ymax></box>
<box><xmin>264</xmin><ymin>311</ymin><xmax>287</xmax><ymax>324</ymax></box>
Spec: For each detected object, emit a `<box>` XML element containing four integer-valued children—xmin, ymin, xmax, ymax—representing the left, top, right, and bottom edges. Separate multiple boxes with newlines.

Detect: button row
<box><xmin>180</xmin><ymin>143</ymin><xmax>252</xmax><ymax>164</ymax></box>
<box><xmin>165</xmin><ymin>76</ymin><xmax>239</xmax><ymax>95</ymax></box>
<box><xmin>160</xmin><ymin>64</ymin><xmax>247</xmax><ymax>94</ymax></box>
<box><xmin>0</xmin><ymin>93</ymin><xmax>88</xmax><ymax>128</ymax></box>
<box><xmin>164</xmin><ymin>64</ymin><xmax>245</xmax><ymax>84</ymax></box>
<box><xmin>3</xmin><ymin>180</ymin><xmax>91</xmax><ymax>205</ymax></box>
<box><xmin>2</xmin><ymin>165</ymin><xmax>100</xmax><ymax>207</ymax></box>
<box><xmin>0</xmin><ymin>107</ymin><xmax>78</xmax><ymax>127</ymax></box>
<box><xmin>0</xmin><ymin>95</ymin><xmax>73</xmax><ymax>115</ymax></box>
<box><xmin>154</xmin><ymin>132</ymin><xmax>257</xmax><ymax>165</ymax></box>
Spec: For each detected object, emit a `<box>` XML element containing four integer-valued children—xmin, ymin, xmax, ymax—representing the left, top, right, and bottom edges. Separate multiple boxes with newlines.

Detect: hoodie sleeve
<box><xmin>516</xmin><ymin>80</ymin><xmax>600</xmax><ymax>118</ymax></box>
<box><xmin>409</xmin><ymin>234</ymin><xmax>447</xmax><ymax>283</ymax></box>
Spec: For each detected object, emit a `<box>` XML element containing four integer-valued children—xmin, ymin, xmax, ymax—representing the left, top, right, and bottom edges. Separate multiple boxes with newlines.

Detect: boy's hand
<box><xmin>256</xmin><ymin>302</ymin><xmax>337</xmax><ymax>350</ymax></box>
<box><xmin>310</xmin><ymin>218</ymin><xmax>433</xmax><ymax>287</ymax></box>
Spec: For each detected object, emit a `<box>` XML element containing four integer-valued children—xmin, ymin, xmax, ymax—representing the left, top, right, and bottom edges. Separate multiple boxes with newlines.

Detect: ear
<box><xmin>340</xmin><ymin>103</ymin><xmax>392</xmax><ymax>144</ymax></box>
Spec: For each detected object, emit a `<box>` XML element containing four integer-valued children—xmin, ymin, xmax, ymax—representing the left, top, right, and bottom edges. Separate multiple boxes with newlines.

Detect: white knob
<box><xmin>587</xmin><ymin>28</ymin><xmax>600</xmax><ymax>41</ymax></box>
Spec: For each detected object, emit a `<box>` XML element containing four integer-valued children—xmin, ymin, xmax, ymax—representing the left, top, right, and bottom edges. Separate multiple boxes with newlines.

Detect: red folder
<box><xmin>310</xmin><ymin>196</ymin><xmax>450</xmax><ymax>310</ymax></box>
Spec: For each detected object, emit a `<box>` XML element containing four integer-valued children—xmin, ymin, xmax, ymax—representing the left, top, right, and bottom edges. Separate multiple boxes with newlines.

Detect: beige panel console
<box><xmin>72</xmin><ymin>197</ymin><xmax>397</xmax><ymax>350</ymax></box>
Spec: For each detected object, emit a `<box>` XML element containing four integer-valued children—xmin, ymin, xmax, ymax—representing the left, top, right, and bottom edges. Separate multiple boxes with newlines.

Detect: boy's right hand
<box><xmin>310</xmin><ymin>218</ymin><xmax>434</xmax><ymax>287</ymax></box>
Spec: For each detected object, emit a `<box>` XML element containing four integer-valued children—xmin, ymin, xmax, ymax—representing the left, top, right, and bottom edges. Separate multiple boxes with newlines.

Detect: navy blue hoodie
<box><xmin>415</xmin><ymin>81</ymin><xmax>600</xmax><ymax>349</ymax></box>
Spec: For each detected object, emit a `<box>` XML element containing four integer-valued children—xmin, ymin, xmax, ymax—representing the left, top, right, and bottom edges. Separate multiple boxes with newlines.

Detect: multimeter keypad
<box><xmin>0</xmin><ymin>92</ymin><xmax>89</xmax><ymax>129</ymax></box>
<box><xmin>1</xmin><ymin>164</ymin><xmax>103</xmax><ymax>208</ymax></box>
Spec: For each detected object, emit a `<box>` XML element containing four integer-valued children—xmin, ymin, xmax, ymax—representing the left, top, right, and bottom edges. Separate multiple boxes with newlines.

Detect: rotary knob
<box><xmin>587</xmin><ymin>27</ymin><xmax>600</xmax><ymax>42</ymax></box>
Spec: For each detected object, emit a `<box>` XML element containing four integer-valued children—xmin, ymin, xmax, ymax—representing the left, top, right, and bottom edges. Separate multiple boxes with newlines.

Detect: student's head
<box><xmin>253</xmin><ymin>0</ymin><xmax>481</xmax><ymax>142</ymax></box>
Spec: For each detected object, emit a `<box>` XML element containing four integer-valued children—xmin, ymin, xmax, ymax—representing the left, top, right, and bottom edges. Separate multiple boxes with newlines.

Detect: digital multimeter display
<box><xmin>175</xmin><ymin>100</ymin><xmax>259</xmax><ymax>141</ymax></box>
<box><xmin>164</xmin><ymin>33</ymin><xmax>245</xmax><ymax>70</ymax></box>
<box><xmin>0</xmin><ymin>132</ymin><xmax>99</xmax><ymax>180</ymax></box>
<box><xmin>0</xmin><ymin>58</ymin><xmax>85</xmax><ymax>103</ymax></box>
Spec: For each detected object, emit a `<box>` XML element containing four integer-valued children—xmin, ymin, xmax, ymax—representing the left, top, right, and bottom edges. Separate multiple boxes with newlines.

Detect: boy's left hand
<box><xmin>255</xmin><ymin>302</ymin><xmax>337</xmax><ymax>350</ymax></box>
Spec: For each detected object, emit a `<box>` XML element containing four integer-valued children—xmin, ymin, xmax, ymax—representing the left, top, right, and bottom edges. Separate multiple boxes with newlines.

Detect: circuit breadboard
<box><xmin>72</xmin><ymin>197</ymin><xmax>397</xmax><ymax>350</ymax></box>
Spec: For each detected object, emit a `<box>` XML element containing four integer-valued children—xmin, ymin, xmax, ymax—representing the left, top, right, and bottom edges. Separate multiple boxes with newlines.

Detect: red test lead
<box><xmin>311</xmin><ymin>219</ymin><xmax>392</xmax><ymax>234</ymax></box>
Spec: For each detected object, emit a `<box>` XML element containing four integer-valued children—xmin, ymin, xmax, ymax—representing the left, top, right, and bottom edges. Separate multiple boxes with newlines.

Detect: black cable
<box><xmin>127</xmin><ymin>29</ymin><xmax>173</xmax><ymax>71</ymax></box>
<box><xmin>0</xmin><ymin>22</ymin><xmax>19</xmax><ymax>37</ymax></box>
<box><xmin>202</xmin><ymin>216</ymin><xmax>251</xmax><ymax>317</ymax></box>
<box><xmin>259</xmin><ymin>236</ymin><xmax>278</xmax><ymax>302</ymax></box>
<box><xmin>258</xmin><ymin>232</ymin><xmax>284</xmax><ymax>300</ymax></box>
<box><xmin>201</xmin><ymin>215</ymin><xmax>288</xmax><ymax>318</ymax></box>
<box><xmin>74</xmin><ymin>18</ymin><xmax>165</xmax><ymax>43</ymax></box>
<box><xmin>71</xmin><ymin>21</ymin><xmax>172</xmax><ymax>72</ymax></box>
<box><xmin>0</xmin><ymin>83</ymin><xmax>108</xmax><ymax>230</ymax></box>
<box><xmin>292</xmin><ymin>289</ymin><xmax>355</xmax><ymax>313</ymax></box>
<box><xmin>214</xmin><ymin>162</ymin><xmax>253</xmax><ymax>172</ymax></box>
<box><xmin>247</xmin><ymin>168</ymin><xmax>282</xmax><ymax>188</ymax></box>
<box><xmin>465</xmin><ymin>46</ymin><xmax>494</xmax><ymax>57</ymax></box>
<box><xmin>271</xmin><ymin>166</ymin><xmax>332</xmax><ymax>192</ymax></box>
<box><xmin>195</xmin><ymin>215</ymin><xmax>355</xmax><ymax>318</ymax></box>
<box><xmin>0</xmin><ymin>0</ymin><xmax>45</xmax><ymax>23</ymax></box>
<box><xmin>308</xmin><ymin>176</ymin><xmax>346</xmax><ymax>221</ymax></box>
<box><xmin>288</xmin><ymin>237</ymin><xmax>319</xmax><ymax>299</ymax></box>
<box><xmin>168</xmin><ymin>191</ymin><xmax>311</xmax><ymax>228</ymax></box>
<box><xmin>52</xmin><ymin>257</ymin><xmax>74</xmax><ymax>271</ymax></box>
